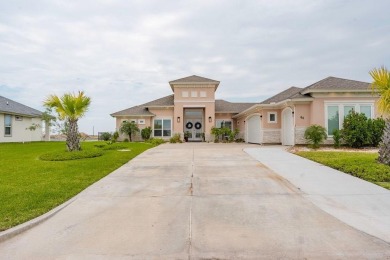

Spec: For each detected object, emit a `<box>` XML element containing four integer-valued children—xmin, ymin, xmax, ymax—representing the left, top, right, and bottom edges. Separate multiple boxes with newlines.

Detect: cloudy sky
<box><xmin>1</xmin><ymin>0</ymin><xmax>389</xmax><ymax>134</ymax></box>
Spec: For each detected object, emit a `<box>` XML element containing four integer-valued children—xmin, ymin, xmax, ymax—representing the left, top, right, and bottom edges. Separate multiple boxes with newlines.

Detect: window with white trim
<box><xmin>326</xmin><ymin>103</ymin><xmax>374</xmax><ymax>135</ymax></box>
<box><xmin>191</xmin><ymin>91</ymin><xmax>197</xmax><ymax>97</ymax></box>
<box><xmin>138</xmin><ymin>119</ymin><xmax>145</xmax><ymax>124</ymax></box>
<box><xmin>182</xmin><ymin>91</ymin><xmax>189</xmax><ymax>97</ymax></box>
<box><xmin>4</xmin><ymin>114</ymin><xmax>12</xmax><ymax>136</ymax></box>
<box><xmin>215</xmin><ymin>119</ymin><xmax>232</xmax><ymax>130</ymax></box>
<box><xmin>268</xmin><ymin>112</ymin><xmax>277</xmax><ymax>123</ymax></box>
<box><xmin>153</xmin><ymin>119</ymin><xmax>172</xmax><ymax>137</ymax></box>
<box><xmin>200</xmin><ymin>91</ymin><xmax>207</xmax><ymax>97</ymax></box>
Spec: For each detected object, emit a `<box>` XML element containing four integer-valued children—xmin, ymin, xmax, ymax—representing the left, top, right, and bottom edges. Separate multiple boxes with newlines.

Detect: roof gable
<box><xmin>260</xmin><ymin>87</ymin><xmax>310</xmax><ymax>104</ymax></box>
<box><xmin>0</xmin><ymin>96</ymin><xmax>42</xmax><ymax>117</ymax></box>
<box><xmin>301</xmin><ymin>76</ymin><xmax>371</xmax><ymax>94</ymax></box>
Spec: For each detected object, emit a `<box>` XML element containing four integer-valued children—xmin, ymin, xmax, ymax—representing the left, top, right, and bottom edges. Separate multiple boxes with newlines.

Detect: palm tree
<box><xmin>44</xmin><ymin>91</ymin><xmax>91</xmax><ymax>151</ymax></box>
<box><xmin>119</xmin><ymin>121</ymin><xmax>139</xmax><ymax>142</ymax></box>
<box><xmin>369</xmin><ymin>66</ymin><xmax>390</xmax><ymax>165</ymax></box>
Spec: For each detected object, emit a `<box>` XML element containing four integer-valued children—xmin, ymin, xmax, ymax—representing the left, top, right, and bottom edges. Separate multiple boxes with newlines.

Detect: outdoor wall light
<box><xmin>260</xmin><ymin>115</ymin><xmax>263</xmax><ymax>118</ymax></box>
<box><xmin>300</xmin><ymin>116</ymin><xmax>305</xmax><ymax>119</ymax></box>
<box><xmin>208</xmin><ymin>116</ymin><xmax>212</xmax><ymax>123</ymax></box>
<box><xmin>177</xmin><ymin>117</ymin><xmax>180</xmax><ymax>123</ymax></box>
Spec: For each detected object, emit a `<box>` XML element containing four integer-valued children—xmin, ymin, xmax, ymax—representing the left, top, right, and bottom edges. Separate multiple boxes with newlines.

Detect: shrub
<box><xmin>169</xmin><ymin>133</ymin><xmax>182</xmax><ymax>143</ymax></box>
<box><xmin>141</xmin><ymin>127</ymin><xmax>152</xmax><ymax>140</ymax></box>
<box><xmin>367</xmin><ymin>117</ymin><xmax>386</xmax><ymax>147</ymax></box>
<box><xmin>40</xmin><ymin>149</ymin><xmax>103</xmax><ymax>161</ymax></box>
<box><xmin>332</xmin><ymin>129</ymin><xmax>341</xmax><ymax>148</ymax></box>
<box><xmin>102</xmin><ymin>143</ymin><xmax>128</xmax><ymax>150</ymax></box>
<box><xmin>123</xmin><ymin>138</ymin><xmax>129</xmax><ymax>142</ymax></box>
<box><xmin>341</xmin><ymin>112</ymin><xmax>369</xmax><ymax>148</ymax></box>
<box><xmin>111</xmin><ymin>131</ymin><xmax>119</xmax><ymax>143</ymax></box>
<box><xmin>211</xmin><ymin>127</ymin><xmax>238</xmax><ymax>143</ymax></box>
<box><xmin>211</xmin><ymin>127</ymin><xmax>222</xmax><ymax>142</ymax></box>
<box><xmin>304</xmin><ymin>125</ymin><xmax>327</xmax><ymax>149</ymax></box>
<box><xmin>145</xmin><ymin>138</ymin><xmax>165</xmax><ymax>146</ymax></box>
<box><xmin>100</xmin><ymin>132</ymin><xmax>112</xmax><ymax>141</ymax></box>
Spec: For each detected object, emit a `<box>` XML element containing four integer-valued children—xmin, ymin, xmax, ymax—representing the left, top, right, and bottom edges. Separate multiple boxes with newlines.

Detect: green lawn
<box><xmin>0</xmin><ymin>141</ymin><xmax>153</xmax><ymax>231</ymax></box>
<box><xmin>296</xmin><ymin>151</ymin><xmax>390</xmax><ymax>190</ymax></box>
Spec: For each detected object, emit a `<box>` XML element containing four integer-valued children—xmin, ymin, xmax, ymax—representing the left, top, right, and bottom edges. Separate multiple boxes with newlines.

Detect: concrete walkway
<box><xmin>0</xmin><ymin>143</ymin><xmax>389</xmax><ymax>259</ymax></box>
<box><xmin>245</xmin><ymin>146</ymin><xmax>390</xmax><ymax>243</ymax></box>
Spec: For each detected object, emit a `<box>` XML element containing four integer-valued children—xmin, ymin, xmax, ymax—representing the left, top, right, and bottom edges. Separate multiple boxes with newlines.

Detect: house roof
<box><xmin>301</xmin><ymin>76</ymin><xmax>371</xmax><ymax>94</ymax></box>
<box><xmin>260</xmin><ymin>87</ymin><xmax>311</xmax><ymax>104</ymax></box>
<box><xmin>169</xmin><ymin>75</ymin><xmax>220</xmax><ymax>84</ymax></box>
<box><xmin>0</xmin><ymin>96</ymin><xmax>42</xmax><ymax>117</ymax></box>
<box><xmin>142</xmin><ymin>95</ymin><xmax>174</xmax><ymax>107</ymax></box>
<box><xmin>215</xmin><ymin>100</ymin><xmax>257</xmax><ymax>113</ymax></box>
<box><xmin>111</xmin><ymin>95</ymin><xmax>174</xmax><ymax>117</ymax></box>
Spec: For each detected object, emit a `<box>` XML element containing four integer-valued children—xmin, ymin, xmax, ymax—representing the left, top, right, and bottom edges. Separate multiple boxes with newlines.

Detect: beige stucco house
<box><xmin>0</xmin><ymin>96</ymin><xmax>43</xmax><ymax>143</ymax></box>
<box><xmin>111</xmin><ymin>75</ymin><xmax>379</xmax><ymax>145</ymax></box>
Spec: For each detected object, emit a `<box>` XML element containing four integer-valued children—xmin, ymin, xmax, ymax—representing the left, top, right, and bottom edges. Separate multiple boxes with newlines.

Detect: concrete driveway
<box><xmin>0</xmin><ymin>143</ymin><xmax>389</xmax><ymax>259</ymax></box>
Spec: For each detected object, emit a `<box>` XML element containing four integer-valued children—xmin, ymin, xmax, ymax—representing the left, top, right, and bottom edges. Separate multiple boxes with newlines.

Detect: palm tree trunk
<box><xmin>129</xmin><ymin>133</ymin><xmax>132</xmax><ymax>142</ymax></box>
<box><xmin>66</xmin><ymin>119</ymin><xmax>81</xmax><ymax>151</ymax></box>
<box><xmin>378</xmin><ymin>119</ymin><xmax>390</xmax><ymax>165</ymax></box>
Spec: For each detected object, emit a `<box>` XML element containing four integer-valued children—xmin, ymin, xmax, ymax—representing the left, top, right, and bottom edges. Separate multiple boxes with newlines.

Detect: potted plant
<box><xmin>184</xmin><ymin>131</ymin><xmax>190</xmax><ymax>142</ymax></box>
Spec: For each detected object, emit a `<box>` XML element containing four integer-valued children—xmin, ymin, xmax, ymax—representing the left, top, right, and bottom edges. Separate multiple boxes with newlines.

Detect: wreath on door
<box><xmin>195</xmin><ymin>122</ymin><xmax>202</xmax><ymax>129</ymax></box>
<box><xmin>186</xmin><ymin>122</ymin><xmax>193</xmax><ymax>129</ymax></box>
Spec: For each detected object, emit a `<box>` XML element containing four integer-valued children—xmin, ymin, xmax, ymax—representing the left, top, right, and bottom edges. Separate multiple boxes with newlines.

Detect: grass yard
<box><xmin>296</xmin><ymin>151</ymin><xmax>390</xmax><ymax>190</ymax></box>
<box><xmin>0</xmin><ymin>141</ymin><xmax>153</xmax><ymax>231</ymax></box>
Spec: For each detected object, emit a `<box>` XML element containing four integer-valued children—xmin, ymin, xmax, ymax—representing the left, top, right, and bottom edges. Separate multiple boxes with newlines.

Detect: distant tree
<box><xmin>41</xmin><ymin>107</ymin><xmax>56</xmax><ymax>141</ymax></box>
<box><xmin>119</xmin><ymin>121</ymin><xmax>139</xmax><ymax>142</ymax></box>
<box><xmin>44</xmin><ymin>91</ymin><xmax>91</xmax><ymax>151</ymax></box>
<box><xmin>370</xmin><ymin>66</ymin><xmax>390</xmax><ymax>165</ymax></box>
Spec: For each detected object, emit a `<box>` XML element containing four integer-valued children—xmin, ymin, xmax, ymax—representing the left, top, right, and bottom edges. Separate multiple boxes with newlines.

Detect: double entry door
<box><xmin>185</xmin><ymin>119</ymin><xmax>203</xmax><ymax>141</ymax></box>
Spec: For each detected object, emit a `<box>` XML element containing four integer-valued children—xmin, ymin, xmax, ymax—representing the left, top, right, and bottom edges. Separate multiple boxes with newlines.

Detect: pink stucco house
<box><xmin>111</xmin><ymin>75</ymin><xmax>379</xmax><ymax>145</ymax></box>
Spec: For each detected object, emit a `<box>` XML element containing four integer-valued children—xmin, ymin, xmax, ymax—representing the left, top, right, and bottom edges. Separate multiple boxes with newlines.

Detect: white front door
<box><xmin>282</xmin><ymin>108</ymin><xmax>294</xmax><ymax>146</ymax></box>
<box><xmin>247</xmin><ymin>115</ymin><xmax>261</xmax><ymax>144</ymax></box>
<box><xmin>185</xmin><ymin>119</ymin><xmax>203</xmax><ymax>141</ymax></box>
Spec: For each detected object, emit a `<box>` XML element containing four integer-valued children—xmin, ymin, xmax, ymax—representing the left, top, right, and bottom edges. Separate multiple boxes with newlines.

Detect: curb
<box><xmin>0</xmin><ymin>197</ymin><xmax>77</xmax><ymax>243</ymax></box>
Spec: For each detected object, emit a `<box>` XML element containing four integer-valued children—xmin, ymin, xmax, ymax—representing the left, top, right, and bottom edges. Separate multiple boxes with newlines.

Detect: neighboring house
<box><xmin>0</xmin><ymin>96</ymin><xmax>43</xmax><ymax>142</ymax></box>
<box><xmin>111</xmin><ymin>75</ymin><xmax>379</xmax><ymax>145</ymax></box>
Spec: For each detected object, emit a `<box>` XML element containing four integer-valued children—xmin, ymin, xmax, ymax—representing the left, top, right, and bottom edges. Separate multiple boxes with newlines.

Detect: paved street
<box><xmin>0</xmin><ymin>143</ymin><xmax>389</xmax><ymax>259</ymax></box>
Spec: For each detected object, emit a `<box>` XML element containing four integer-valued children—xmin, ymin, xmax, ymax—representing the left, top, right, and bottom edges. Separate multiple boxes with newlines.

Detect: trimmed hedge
<box><xmin>40</xmin><ymin>149</ymin><xmax>103</xmax><ymax>161</ymax></box>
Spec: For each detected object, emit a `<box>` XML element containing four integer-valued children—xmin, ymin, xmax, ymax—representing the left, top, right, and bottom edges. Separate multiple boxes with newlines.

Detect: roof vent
<box><xmin>6</xmin><ymin>101</ymin><xmax>9</xmax><ymax>105</ymax></box>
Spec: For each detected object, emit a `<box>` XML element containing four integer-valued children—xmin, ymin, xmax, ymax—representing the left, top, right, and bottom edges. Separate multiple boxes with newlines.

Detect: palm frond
<box><xmin>370</xmin><ymin>66</ymin><xmax>390</xmax><ymax>115</ymax></box>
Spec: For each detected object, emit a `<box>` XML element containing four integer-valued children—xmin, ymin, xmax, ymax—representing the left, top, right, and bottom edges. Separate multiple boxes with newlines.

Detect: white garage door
<box><xmin>247</xmin><ymin>115</ymin><xmax>261</xmax><ymax>144</ymax></box>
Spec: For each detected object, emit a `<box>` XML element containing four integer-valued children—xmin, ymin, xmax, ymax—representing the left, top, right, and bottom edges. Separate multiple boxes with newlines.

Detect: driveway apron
<box><xmin>0</xmin><ymin>143</ymin><xmax>389</xmax><ymax>259</ymax></box>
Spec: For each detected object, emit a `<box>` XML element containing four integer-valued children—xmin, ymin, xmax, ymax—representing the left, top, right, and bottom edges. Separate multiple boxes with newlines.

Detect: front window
<box><xmin>4</xmin><ymin>114</ymin><xmax>12</xmax><ymax>136</ymax></box>
<box><xmin>154</xmin><ymin>119</ymin><xmax>171</xmax><ymax>137</ymax></box>
<box><xmin>327</xmin><ymin>106</ymin><xmax>339</xmax><ymax>135</ymax></box>
<box><xmin>360</xmin><ymin>105</ymin><xmax>372</xmax><ymax>118</ymax></box>
<box><xmin>216</xmin><ymin>120</ymin><xmax>232</xmax><ymax>130</ymax></box>
<box><xmin>268</xmin><ymin>112</ymin><xmax>277</xmax><ymax>123</ymax></box>
<box><xmin>326</xmin><ymin>103</ymin><xmax>374</xmax><ymax>136</ymax></box>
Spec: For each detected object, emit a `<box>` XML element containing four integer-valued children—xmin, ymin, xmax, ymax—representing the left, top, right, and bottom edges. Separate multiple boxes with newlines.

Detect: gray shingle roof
<box><xmin>142</xmin><ymin>95</ymin><xmax>174</xmax><ymax>107</ymax></box>
<box><xmin>0</xmin><ymin>96</ymin><xmax>42</xmax><ymax>117</ymax></box>
<box><xmin>215</xmin><ymin>100</ymin><xmax>257</xmax><ymax>113</ymax></box>
<box><xmin>111</xmin><ymin>95</ymin><xmax>174</xmax><ymax>117</ymax></box>
<box><xmin>260</xmin><ymin>87</ymin><xmax>310</xmax><ymax>104</ymax></box>
<box><xmin>301</xmin><ymin>76</ymin><xmax>370</xmax><ymax>94</ymax></box>
<box><xmin>110</xmin><ymin>105</ymin><xmax>154</xmax><ymax>117</ymax></box>
<box><xmin>169</xmin><ymin>75</ymin><xmax>219</xmax><ymax>84</ymax></box>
